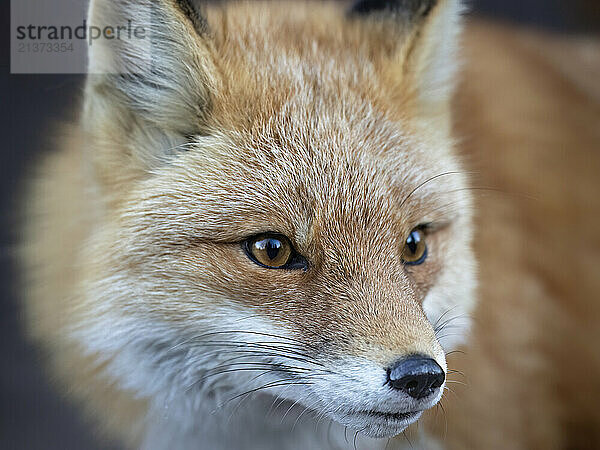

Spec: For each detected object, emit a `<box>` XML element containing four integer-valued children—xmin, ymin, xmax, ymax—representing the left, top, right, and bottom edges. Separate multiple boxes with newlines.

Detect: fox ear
<box><xmin>85</xmin><ymin>0</ymin><xmax>218</xmax><ymax>137</ymax></box>
<box><xmin>350</xmin><ymin>0</ymin><xmax>464</xmax><ymax>120</ymax></box>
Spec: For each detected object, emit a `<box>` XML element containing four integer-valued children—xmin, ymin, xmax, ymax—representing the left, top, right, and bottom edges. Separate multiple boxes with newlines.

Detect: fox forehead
<box><xmin>132</xmin><ymin>118</ymin><xmax>463</xmax><ymax>250</ymax></box>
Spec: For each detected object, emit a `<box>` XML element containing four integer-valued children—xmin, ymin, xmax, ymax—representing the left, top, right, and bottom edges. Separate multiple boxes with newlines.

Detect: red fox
<box><xmin>20</xmin><ymin>0</ymin><xmax>600</xmax><ymax>449</ymax></box>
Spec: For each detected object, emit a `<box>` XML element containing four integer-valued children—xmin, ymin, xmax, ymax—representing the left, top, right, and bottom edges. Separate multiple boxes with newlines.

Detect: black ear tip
<box><xmin>349</xmin><ymin>0</ymin><xmax>437</xmax><ymax>18</ymax></box>
<box><xmin>350</xmin><ymin>0</ymin><xmax>395</xmax><ymax>14</ymax></box>
<box><xmin>175</xmin><ymin>0</ymin><xmax>208</xmax><ymax>34</ymax></box>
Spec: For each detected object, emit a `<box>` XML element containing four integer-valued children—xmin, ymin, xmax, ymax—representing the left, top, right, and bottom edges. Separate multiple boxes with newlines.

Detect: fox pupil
<box><xmin>406</xmin><ymin>232</ymin><xmax>418</xmax><ymax>254</ymax></box>
<box><xmin>265</xmin><ymin>239</ymin><xmax>282</xmax><ymax>260</ymax></box>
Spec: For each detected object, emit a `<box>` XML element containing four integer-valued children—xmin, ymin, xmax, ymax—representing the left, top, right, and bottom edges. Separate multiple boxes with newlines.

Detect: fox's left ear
<box><xmin>349</xmin><ymin>0</ymin><xmax>464</xmax><ymax>122</ymax></box>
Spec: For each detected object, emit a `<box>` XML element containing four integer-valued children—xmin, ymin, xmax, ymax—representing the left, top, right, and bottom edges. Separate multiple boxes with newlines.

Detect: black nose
<box><xmin>387</xmin><ymin>355</ymin><xmax>445</xmax><ymax>400</ymax></box>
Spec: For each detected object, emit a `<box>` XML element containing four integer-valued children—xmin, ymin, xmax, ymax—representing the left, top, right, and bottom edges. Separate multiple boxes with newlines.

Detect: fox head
<box><xmin>78</xmin><ymin>0</ymin><xmax>475</xmax><ymax>439</ymax></box>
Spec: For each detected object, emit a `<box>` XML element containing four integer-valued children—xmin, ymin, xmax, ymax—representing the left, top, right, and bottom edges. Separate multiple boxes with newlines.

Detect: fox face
<box><xmin>73</xmin><ymin>0</ymin><xmax>475</xmax><ymax>441</ymax></box>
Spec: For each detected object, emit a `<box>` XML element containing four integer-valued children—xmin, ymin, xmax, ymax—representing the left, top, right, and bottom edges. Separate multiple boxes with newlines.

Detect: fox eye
<box><xmin>402</xmin><ymin>228</ymin><xmax>428</xmax><ymax>265</ymax></box>
<box><xmin>244</xmin><ymin>234</ymin><xmax>307</xmax><ymax>270</ymax></box>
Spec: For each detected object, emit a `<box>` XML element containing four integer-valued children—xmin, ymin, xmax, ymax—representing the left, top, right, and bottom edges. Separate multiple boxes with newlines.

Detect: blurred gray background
<box><xmin>1</xmin><ymin>1</ymin><xmax>599</xmax><ymax>449</ymax></box>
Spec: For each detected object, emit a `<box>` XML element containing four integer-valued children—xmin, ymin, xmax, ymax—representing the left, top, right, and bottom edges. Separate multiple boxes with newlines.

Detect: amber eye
<box><xmin>244</xmin><ymin>234</ymin><xmax>306</xmax><ymax>269</ymax></box>
<box><xmin>402</xmin><ymin>228</ymin><xmax>428</xmax><ymax>265</ymax></box>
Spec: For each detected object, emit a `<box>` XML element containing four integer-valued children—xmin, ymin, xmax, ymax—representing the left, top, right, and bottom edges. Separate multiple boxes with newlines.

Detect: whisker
<box><xmin>445</xmin><ymin>186</ymin><xmax>539</xmax><ymax>202</ymax></box>
<box><xmin>186</xmin><ymin>356</ymin><xmax>331</xmax><ymax>392</ymax></box>
<box><xmin>447</xmin><ymin>369</ymin><xmax>465</xmax><ymax>378</ymax></box>
<box><xmin>236</xmin><ymin>377</ymin><xmax>309</xmax><ymax>424</ymax></box>
<box><xmin>353</xmin><ymin>428</ymin><xmax>363</xmax><ymax>450</ymax></box>
<box><xmin>186</xmin><ymin>341</ymin><xmax>327</xmax><ymax>368</ymax></box>
<box><xmin>168</xmin><ymin>329</ymin><xmax>318</xmax><ymax>353</ymax></box>
<box><xmin>186</xmin><ymin>366</ymin><xmax>293</xmax><ymax>392</ymax></box>
<box><xmin>180</xmin><ymin>347</ymin><xmax>323</xmax><ymax>370</ymax></box>
<box><xmin>292</xmin><ymin>399</ymin><xmax>319</xmax><ymax>431</ymax></box>
<box><xmin>399</xmin><ymin>171</ymin><xmax>467</xmax><ymax>209</ymax></box>
<box><xmin>220</xmin><ymin>378</ymin><xmax>315</xmax><ymax>407</ymax></box>
<box><xmin>432</xmin><ymin>305</ymin><xmax>462</xmax><ymax>332</ymax></box>
<box><xmin>281</xmin><ymin>396</ymin><xmax>307</xmax><ymax>424</ymax></box>
<box><xmin>194</xmin><ymin>339</ymin><xmax>321</xmax><ymax>359</ymax></box>
<box><xmin>445</xmin><ymin>349</ymin><xmax>466</xmax><ymax>357</ymax></box>
<box><xmin>434</xmin><ymin>313</ymin><xmax>472</xmax><ymax>336</ymax></box>
<box><xmin>443</xmin><ymin>386</ymin><xmax>459</xmax><ymax>399</ymax></box>
<box><xmin>402</xmin><ymin>430</ymin><xmax>414</xmax><ymax>449</ymax></box>
<box><xmin>204</xmin><ymin>353</ymin><xmax>324</xmax><ymax>375</ymax></box>
<box><xmin>439</xmin><ymin>400</ymin><xmax>448</xmax><ymax>440</ymax></box>
<box><xmin>436</xmin><ymin>332</ymin><xmax>469</xmax><ymax>341</ymax></box>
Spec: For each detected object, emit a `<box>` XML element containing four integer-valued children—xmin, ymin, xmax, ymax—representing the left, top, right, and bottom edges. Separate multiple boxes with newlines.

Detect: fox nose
<box><xmin>387</xmin><ymin>355</ymin><xmax>445</xmax><ymax>400</ymax></box>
